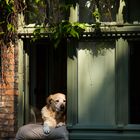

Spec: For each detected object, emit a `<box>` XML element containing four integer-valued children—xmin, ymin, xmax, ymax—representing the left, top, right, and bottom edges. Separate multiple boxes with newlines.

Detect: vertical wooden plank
<box><xmin>69</xmin><ymin>3</ymin><xmax>79</xmax><ymax>22</ymax></box>
<box><xmin>67</xmin><ymin>40</ymin><xmax>78</xmax><ymax>127</ymax></box>
<box><xmin>24</xmin><ymin>43</ymin><xmax>30</xmax><ymax>124</ymax></box>
<box><xmin>18</xmin><ymin>39</ymin><xmax>24</xmax><ymax>127</ymax></box>
<box><xmin>116</xmin><ymin>38</ymin><xmax>129</xmax><ymax>127</ymax></box>
<box><xmin>116</xmin><ymin>0</ymin><xmax>126</xmax><ymax>23</ymax></box>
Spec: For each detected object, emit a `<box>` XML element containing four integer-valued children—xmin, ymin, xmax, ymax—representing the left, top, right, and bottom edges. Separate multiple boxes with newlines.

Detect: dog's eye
<box><xmin>63</xmin><ymin>100</ymin><xmax>66</xmax><ymax>102</ymax></box>
<box><xmin>55</xmin><ymin>100</ymin><xmax>59</xmax><ymax>102</ymax></box>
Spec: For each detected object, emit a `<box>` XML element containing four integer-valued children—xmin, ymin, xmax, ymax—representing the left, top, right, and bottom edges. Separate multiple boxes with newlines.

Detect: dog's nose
<box><xmin>60</xmin><ymin>104</ymin><xmax>64</xmax><ymax>110</ymax></box>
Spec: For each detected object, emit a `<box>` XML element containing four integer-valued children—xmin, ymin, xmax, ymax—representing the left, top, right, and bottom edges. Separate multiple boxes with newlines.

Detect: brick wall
<box><xmin>0</xmin><ymin>42</ymin><xmax>18</xmax><ymax>139</ymax></box>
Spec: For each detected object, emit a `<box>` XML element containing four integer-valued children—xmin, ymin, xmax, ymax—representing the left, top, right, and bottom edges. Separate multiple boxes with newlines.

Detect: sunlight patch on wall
<box><xmin>78</xmin><ymin>41</ymin><xmax>115</xmax><ymax>126</ymax></box>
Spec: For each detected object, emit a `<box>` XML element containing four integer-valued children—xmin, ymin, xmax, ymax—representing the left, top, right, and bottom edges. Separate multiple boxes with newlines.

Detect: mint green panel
<box><xmin>78</xmin><ymin>42</ymin><xmax>115</xmax><ymax>126</ymax></box>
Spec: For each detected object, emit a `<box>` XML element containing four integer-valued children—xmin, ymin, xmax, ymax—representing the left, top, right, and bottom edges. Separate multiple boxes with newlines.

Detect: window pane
<box><xmin>78</xmin><ymin>41</ymin><xmax>116</xmax><ymax>126</ymax></box>
<box><xmin>25</xmin><ymin>0</ymin><xmax>66</xmax><ymax>25</ymax></box>
<box><xmin>25</xmin><ymin>0</ymin><xmax>46</xmax><ymax>25</ymax></box>
<box><xmin>127</xmin><ymin>0</ymin><xmax>140</xmax><ymax>23</ymax></box>
<box><xmin>129</xmin><ymin>41</ymin><xmax>140</xmax><ymax>124</ymax></box>
<box><xmin>79</xmin><ymin>0</ymin><xmax>119</xmax><ymax>23</ymax></box>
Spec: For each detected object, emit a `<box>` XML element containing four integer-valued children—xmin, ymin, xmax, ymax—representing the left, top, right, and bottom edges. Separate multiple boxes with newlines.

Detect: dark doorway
<box><xmin>29</xmin><ymin>39</ymin><xmax>67</xmax><ymax>122</ymax></box>
<box><xmin>129</xmin><ymin>41</ymin><xmax>140</xmax><ymax>124</ymax></box>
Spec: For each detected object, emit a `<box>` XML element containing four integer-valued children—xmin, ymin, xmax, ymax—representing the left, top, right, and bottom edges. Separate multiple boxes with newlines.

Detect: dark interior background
<box><xmin>29</xmin><ymin>39</ymin><xmax>67</xmax><ymax>111</ymax></box>
<box><xmin>129</xmin><ymin>41</ymin><xmax>140</xmax><ymax>124</ymax></box>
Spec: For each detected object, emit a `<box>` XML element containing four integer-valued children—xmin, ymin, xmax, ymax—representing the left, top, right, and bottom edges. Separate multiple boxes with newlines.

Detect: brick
<box><xmin>5</xmin><ymin>77</ymin><xmax>15</xmax><ymax>83</ymax></box>
<box><xmin>0</xmin><ymin>42</ymin><xmax>18</xmax><ymax>139</ymax></box>
<box><xmin>0</xmin><ymin>113</ymin><xmax>14</xmax><ymax>119</ymax></box>
<box><xmin>5</xmin><ymin>90</ymin><xmax>15</xmax><ymax>95</ymax></box>
<box><xmin>1</xmin><ymin>71</ymin><xmax>14</xmax><ymax>76</ymax></box>
<box><xmin>2</xmin><ymin>95</ymin><xmax>14</xmax><ymax>101</ymax></box>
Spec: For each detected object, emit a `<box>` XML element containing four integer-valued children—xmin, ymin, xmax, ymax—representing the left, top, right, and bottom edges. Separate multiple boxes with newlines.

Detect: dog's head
<box><xmin>47</xmin><ymin>93</ymin><xmax>66</xmax><ymax>113</ymax></box>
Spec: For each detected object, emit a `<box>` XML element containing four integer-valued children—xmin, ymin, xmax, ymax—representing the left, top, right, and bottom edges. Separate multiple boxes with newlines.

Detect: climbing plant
<box><xmin>0</xmin><ymin>0</ymin><xmax>25</xmax><ymax>44</ymax></box>
<box><xmin>0</xmin><ymin>0</ymin><xmax>25</xmax><ymax>85</ymax></box>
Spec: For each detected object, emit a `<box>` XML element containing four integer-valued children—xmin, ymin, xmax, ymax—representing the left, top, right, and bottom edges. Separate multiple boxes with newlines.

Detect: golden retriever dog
<box><xmin>41</xmin><ymin>93</ymin><xmax>66</xmax><ymax>134</ymax></box>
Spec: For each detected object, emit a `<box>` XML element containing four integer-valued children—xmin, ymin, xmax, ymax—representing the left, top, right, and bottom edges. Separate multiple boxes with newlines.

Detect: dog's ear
<box><xmin>46</xmin><ymin>94</ymin><xmax>53</xmax><ymax>105</ymax></box>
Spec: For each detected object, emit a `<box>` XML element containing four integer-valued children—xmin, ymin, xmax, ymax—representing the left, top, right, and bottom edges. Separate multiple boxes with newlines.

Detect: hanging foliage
<box><xmin>0</xmin><ymin>0</ymin><xmax>25</xmax><ymax>44</ymax></box>
<box><xmin>49</xmin><ymin>20</ymin><xmax>86</xmax><ymax>48</ymax></box>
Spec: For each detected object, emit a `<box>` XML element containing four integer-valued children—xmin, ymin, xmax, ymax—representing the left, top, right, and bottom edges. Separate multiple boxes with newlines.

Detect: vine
<box><xmin>0</xmin><ymin>0</ymin><xmax>25</xmax><ymax>85</ymax></box>
<box><xmin>0</xmin><ymin>0</ymin><xmax>25</xmax><ymax>44</ymax></box>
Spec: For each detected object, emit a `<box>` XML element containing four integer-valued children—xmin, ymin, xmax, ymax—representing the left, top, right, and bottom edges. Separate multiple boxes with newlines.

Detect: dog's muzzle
<box><xmin>55</xmin><ymin>103</ymin><xmax>65</xmax><ymax>112</ymax></box>
<box><xmin>60</xmin><ymin>104</ymin><xmax>65</xmax><ymax>111</ymax></box>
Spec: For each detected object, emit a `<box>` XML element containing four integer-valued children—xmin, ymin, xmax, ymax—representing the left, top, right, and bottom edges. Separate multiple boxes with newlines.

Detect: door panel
<box><xmin>78</xmin><ymin>42</ymin><xmax>115</xmax><ymax>126</ymax></box>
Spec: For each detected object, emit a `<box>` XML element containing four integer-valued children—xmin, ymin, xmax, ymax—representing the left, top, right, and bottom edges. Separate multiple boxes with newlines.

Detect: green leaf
<box><xmin>35</xmin><ymin>0</ymin><xmax>40</xmax><ymax>3</ymax></box>
<box><xmin>7</xmin><ymin>23</ymin><xmax>14</xmax><ymax>31</ymax></box>
<box><xmin>70</xmin><ymin>28</ymin><xmax>79</xmax><ymax>38</ymax></box>
<box><xmin>5</xmin><ymin>0</ymin><xmax>9</xmax><ymax>4</ymax></box>
<box><xmin>0</xmin><ymin>32</ymin><xmax>4</xmax><ymax>35</ymax></box>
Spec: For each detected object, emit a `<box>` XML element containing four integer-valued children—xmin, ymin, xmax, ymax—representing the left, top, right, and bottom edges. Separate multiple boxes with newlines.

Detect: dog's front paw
<box><xmin>56</xmin><ymin>122</ymin><xmax>66</xmax><ymax>127</ymax></box>
<box><xmin>43</xmin><ymin>123</ymin><xmax>50</xmax><ymax>134</ymax></box>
